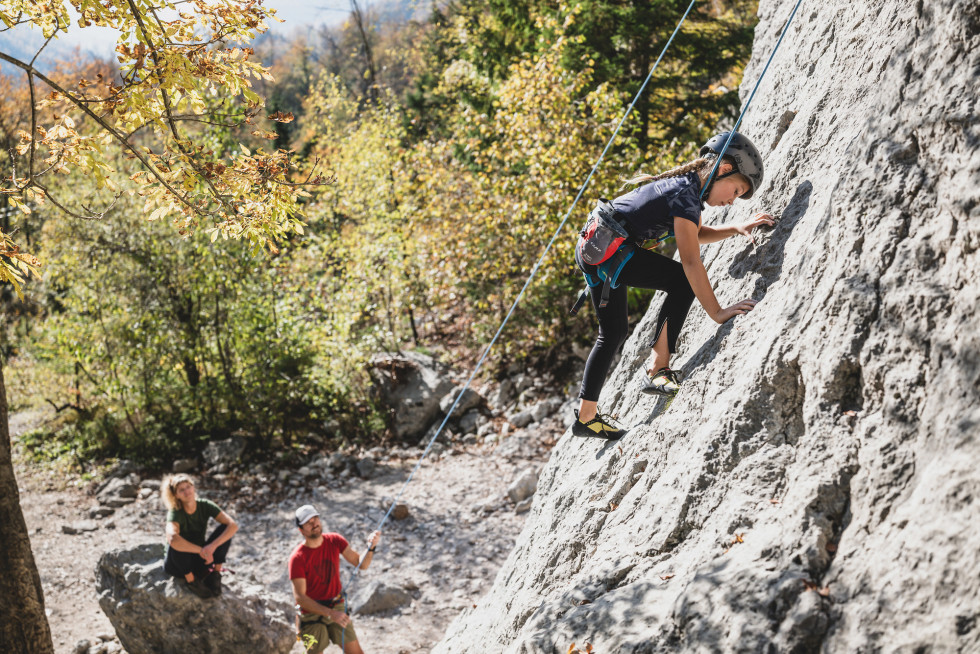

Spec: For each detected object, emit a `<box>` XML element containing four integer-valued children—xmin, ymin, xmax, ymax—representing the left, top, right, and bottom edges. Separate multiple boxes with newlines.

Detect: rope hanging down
<box><xmin>700</xmin><ymin>0</ymin><xmax>805</xmax><ymax>198</ymax></box>
<box><xmin>341</xmin><ymin>0</ymin><xmax>700</xmax><ymax>601</ymax></box>
<box><xmin>342</xmin><ymin>0</ymin><xmax>806</xmax><ymax>619</ymax></box>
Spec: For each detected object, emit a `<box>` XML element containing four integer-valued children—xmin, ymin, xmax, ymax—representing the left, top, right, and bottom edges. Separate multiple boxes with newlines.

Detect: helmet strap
<box><xmin>704</xmin><ymin>169</ymin><xmax>738</xmax><ymax>198</ymax></box>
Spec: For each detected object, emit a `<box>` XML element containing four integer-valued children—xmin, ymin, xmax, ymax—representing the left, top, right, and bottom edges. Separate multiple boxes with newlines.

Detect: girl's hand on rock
<box><xmin>735</xmin><ymin>212</ymin><xmax>775</xmax><ymax>243</ymax></box>
<box><xmin>711</xmin><ymin>299</ymin><xmax>758</xmax><ymax>324</ymax></box>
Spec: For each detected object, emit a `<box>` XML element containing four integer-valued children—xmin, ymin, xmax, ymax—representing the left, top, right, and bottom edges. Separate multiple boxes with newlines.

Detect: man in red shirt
<box><xmin>288</xmin><ymin>504</ymin><xmax>381</xmax><ymax>654</ymax></box>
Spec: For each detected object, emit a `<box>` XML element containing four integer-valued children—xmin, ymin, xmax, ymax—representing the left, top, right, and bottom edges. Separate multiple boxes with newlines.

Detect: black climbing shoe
<box><xmin>203</xmin><ymin>569</ymin><xmax>223</xmax><ymax>596</ymax></box>
<box><xmin>641</xmin><ymin>367</ymin><xmax>682</xmax><ymax>396</ymax></box>
<box><xmin>572</xmin><ymin>410</ymin><xmax>627</xmax><ymax>440</ymax></box>
<box><xmin>182</xmin><ymin>576</ymin><xmax>214</xmax><ymax>599</ymax></box>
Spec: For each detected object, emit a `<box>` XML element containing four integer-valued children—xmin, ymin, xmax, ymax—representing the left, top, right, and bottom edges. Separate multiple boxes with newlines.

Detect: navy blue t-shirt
<box><xmin>611</xmin><ymin>171</ymin><xmax>703</xmax><ymax>241</ymax></box>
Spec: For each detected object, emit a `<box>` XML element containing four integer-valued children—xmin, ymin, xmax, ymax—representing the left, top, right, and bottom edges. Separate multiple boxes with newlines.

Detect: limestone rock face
<box><xmin>435</xmin><ymin>1</ymin><xmax>980</xmax><ymax>652</ymax></box>
<box><xmin>96</xmin><ymin>544</ymin><xmax>295</xmax><ymax>654</ymax></box>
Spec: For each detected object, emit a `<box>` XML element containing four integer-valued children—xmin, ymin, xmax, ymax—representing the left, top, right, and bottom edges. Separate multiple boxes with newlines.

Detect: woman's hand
<box><xmin>711</xmin><ymin>299</ymin><xmax>758</xmax><ymax>324</ymax></box>
<box><xmin>734</xmin><ymin>212</ymin><xmax>775</xmax><ymax>244</ymax></box>
<box><xmin>199</xmin><ymin>544</ymin><xmax>215</xmax><ymax>563</ymax></box>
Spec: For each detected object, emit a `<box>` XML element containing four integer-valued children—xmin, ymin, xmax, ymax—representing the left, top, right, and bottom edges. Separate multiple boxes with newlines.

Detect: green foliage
<box><xmin>7</xmin><ymin>0</ymin><xmax>760</xmax><ymax>466</ymax></box>
<box><xmin>24</xmin><ymin>187</ymin><xmax>351</xmax><ymax>463</ymax></box>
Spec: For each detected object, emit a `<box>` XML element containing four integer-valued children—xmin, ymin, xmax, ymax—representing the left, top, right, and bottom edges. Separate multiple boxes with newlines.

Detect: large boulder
<box><xmin>435</xmin><ymin>2</ymin><xmax>980</xmax><ymax>653</ymax></box>
<box><xmin>369</xmin><ymin>352</ymin><xmax>455</xmax><ymax>440</ymax></box>
<box><xmin>96</xmin><ymin>544</ymin><xmax>294</xmax><ymax>654</ymax></box>
<box><xmin>349</xmin><ymin>580</ymin><xmax>413</xmax><ymax>615</ymax></box>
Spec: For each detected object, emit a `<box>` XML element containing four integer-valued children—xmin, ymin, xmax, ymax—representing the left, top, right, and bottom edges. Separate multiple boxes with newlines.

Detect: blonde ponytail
<box><xmin>621</xmin><ymin>154</ymin><xmax>730</xmax><ymax>190</ymax></box>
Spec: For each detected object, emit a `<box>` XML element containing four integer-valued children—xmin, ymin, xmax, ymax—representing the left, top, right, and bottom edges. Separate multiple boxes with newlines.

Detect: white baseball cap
<box><xmin>294</xmin><ymin>504</ymin><xmax>319</xmax><ymax>527</ymax></box>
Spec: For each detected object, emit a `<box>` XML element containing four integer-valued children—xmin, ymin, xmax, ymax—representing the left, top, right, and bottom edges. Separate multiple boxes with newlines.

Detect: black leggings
<box><xmin>578</xmin><ymin>247</ymin><xmax>696</xmax><ymax>402</ymax></box>
<box><xmin>163</xmin><ymin>523</ymin><xmax>232</xmax><ymax>580</ymax></box>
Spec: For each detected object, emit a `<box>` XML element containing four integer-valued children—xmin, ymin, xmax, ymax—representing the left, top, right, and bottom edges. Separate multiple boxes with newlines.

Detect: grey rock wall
<box><xmin>435</xmin><ymin>0</ymin><xmax>980</xmax><ymax>652</ymax></box>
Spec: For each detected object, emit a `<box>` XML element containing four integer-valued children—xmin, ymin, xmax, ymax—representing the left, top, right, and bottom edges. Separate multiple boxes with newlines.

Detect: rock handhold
<box><xmin>96</xmin><ymin>543</ymin><xmax>294</xmax><ymax>654</ymax></box>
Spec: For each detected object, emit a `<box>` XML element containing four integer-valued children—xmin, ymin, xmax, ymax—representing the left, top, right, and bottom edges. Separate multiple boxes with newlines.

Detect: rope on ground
<box><xmin>700</xmin><ymin>0</ymin><xmax>805</xmax><ymax>199</ymax></box>
<box><xmin>339</xmin><ymin>0</ymin><xmax>701</xmax><ymax>609</ymax></box>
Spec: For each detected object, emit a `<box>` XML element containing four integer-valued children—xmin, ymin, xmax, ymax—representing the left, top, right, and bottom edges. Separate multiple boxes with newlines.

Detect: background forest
<box><xmin>1</xmin><ymin>0</ymin><xmax>758</xmax><ymax>467</ymax></box>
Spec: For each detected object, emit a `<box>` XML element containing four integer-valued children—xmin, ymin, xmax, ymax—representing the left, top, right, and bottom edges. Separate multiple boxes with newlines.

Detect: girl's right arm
<box><xmin>674</xmin><ymin>218</ymin><xmax>757</xmax><ymax>324</ymax></box>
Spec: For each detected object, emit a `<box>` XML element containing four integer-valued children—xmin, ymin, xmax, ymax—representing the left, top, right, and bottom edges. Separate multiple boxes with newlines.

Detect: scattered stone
<box><xmin>349</xmin><ymin>580</ymin><xmax>413</xmax><ymax>615</ymax></box>
<box><xmin>508</xmin><ymin>410</ymin><xmax>534</xmax><ymax>429</ymax></box>
<box><xmin>357</xmin><ymin>457</ymin><xmax>377</xmax><ymax>478</ymax></box>
<box><xmin>529</xmin><ymin>398</ymin><xmax>563</xmax><ymax>423</ymax></box>
<box><xmin>63</xmin><ymin>520</ymin><xmax>99</xmax><ymax>535</ymax></box>
<box><xmin>72</xmin><ymin>639</ymin><xmax>91</xmax><ymax>654</ymax></box>
<box><xmin>457</xmin><ymin>410</ymin><xmax>481</xmax><ymax>435</ymax></box>
<box><xmin>329</xmin><ymin>452</ymin><xmax>356</xmax><ymax>471</ymax></box>
<box><xmin>139</xmin><ymin>479</ymin><xmax>161</xmax><ymax>491</ymax></box>
<box><xmin>515</xmin><ymin>497</ymin><xmax>533</xmax><ymax>514</ymax></box>
<box><xmin>506</xmin><ymin>468</ymin><xmax>538</xmax><ymax>504</ymax></box>
<box><xmin>97</xmin><ymin>475</ymin><xmax>139</xmax><ymax>508</ymax></box>
<box><xmin>89</xmin><ymin>506</ymin><xmax>115</xmax><ymax>519</ymax></box>
<box><xmin>489</xmin><ymin>378</ymin><xmax>516</xmax><ymax>410</ymax></box>
<box><xmin>472</xmin><ymin>496</ymin><xmax>499</xmax><ymax>514</ymax></box>
<box><xmin>439</xmin><ymin>385</ymin><xmax>484</xmax><ymax>416</ymax></box>
<box><xmin>97</xmin><ymin>543</ymin><xmax>295</xmax><ymax>654</ymax></box>
<box><xmin>202</xmin><ymin>436</ymin><xmax>246</xmax><ymax>468</ymax></box>
<box><xmin>171</xmin><ymin>458</ymin><xmax>197</xmax><ymax>473</ymax></box>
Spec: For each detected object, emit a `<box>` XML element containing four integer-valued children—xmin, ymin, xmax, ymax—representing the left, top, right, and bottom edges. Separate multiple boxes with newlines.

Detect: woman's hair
<box><xmin>621</xmin><ymin>154</ymin><xmax>735</xmax><ymax>190</ymax></box>
<box><xmin>161</xmin><ymin>473</ymin><xmax>195</xmax><ymax>511</ymax></box>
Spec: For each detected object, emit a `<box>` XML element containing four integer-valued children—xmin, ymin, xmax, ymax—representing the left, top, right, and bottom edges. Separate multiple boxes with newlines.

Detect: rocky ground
<box><xmin>12</xmin><ymin>394</ymin><xmax>577</xmax><ymax>654</ymax></box>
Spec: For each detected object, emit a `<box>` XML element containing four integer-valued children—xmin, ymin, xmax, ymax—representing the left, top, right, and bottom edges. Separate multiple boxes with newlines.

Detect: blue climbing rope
<box><xmin>337</xmin><ymin>0</ymin><xmax>701</xmax><ymax>619</ymax></box>
<box><xmin>700</xmin><ymin>0</ymin><xmax>805</xmax><ymax>199</ymax></box>
<box><xmin>336</xmin><ymin>4</ymin><xmax>809</xmax><ymax>643</ymax></box>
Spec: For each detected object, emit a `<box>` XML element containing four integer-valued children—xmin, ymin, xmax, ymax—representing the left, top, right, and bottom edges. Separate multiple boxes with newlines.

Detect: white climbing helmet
<box><xmin>700</xmin><ymin>131</ymin><xmax>764</xmax><ymax>200</ymax></box>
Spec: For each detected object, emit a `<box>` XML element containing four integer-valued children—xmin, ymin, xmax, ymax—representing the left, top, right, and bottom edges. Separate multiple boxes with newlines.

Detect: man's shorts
<box><xmin>299</xmin><ymin>601</ymin><xmax>357</xmax><ymax>653</ymax></box>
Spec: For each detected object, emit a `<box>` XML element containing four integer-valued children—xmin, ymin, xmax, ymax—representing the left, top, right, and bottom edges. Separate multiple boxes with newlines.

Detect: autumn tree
<box><xmin>0</xmin><ymin>1</ymin><xmax>326</xmax><ymax>651</ymax></box>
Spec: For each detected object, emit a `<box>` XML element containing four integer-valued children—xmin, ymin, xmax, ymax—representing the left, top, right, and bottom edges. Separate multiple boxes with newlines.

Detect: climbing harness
<box><xmin>570</xmin><ymin>198</ymin><xmax>637</xmax><ymax>315</ymax></box>
<box><xmin>334</xmin><ymin>3</ymin><xmax>807</xmax><ymax>645</ymax></box>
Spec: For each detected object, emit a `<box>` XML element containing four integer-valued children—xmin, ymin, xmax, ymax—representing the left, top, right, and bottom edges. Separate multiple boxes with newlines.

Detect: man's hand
<box><xmin>330</xmin><ymin>609</ymin><xmax>351</xmax><ymax>628</ymax></box>
<box><xmin>367</xmin><ymin>530</ymin><xmax>381</xmax><ymax>550</ymax></box>
<box><xmin>734</xmin><ymin>212</ymin><xmax>775</xmax><ymax>244</ymax></box>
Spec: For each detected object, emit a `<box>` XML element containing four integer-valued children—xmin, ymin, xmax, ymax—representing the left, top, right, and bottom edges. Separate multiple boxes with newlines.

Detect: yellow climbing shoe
<box><xmin>572</xmin><ymin>410</ymin><xmax>627</xmax><ymax>440</ymax></box>
<box><xmin>641</xmin><ymin>367</ymin><xmax>682</xmax><ymax>396</ymax></box>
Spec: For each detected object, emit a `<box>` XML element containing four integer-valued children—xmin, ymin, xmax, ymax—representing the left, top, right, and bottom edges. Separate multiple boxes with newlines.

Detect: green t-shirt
<box><xmin>167</xmin><ymin>498</ymin><xmax>221</xmax><ymax>547</ymax></box>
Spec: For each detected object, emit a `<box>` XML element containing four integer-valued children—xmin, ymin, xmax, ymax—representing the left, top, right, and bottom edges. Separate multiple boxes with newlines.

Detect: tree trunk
<box><xmin>0</xmin><ymin>362</ymin><xmax>54</xmax><ymax>653</ymax></box>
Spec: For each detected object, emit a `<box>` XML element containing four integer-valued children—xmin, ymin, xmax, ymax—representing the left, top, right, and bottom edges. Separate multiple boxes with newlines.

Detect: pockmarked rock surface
<box><xmin>436</xmin><ymin>1</ymin><xmax>980</xmax><ymax>652</ymax></box>
<box><xmin>96</xmin><ymin>544</ymin><xmax>295</xmax><ymax>654</ymax></box>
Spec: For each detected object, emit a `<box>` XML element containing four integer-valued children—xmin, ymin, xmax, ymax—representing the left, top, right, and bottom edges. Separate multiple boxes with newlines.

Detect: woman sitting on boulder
<box><xmin>161</xmin><ymin>473</ymin><xmax>238</xmax><ymax>598</ymax></box>
<box><xmin>573</xmin><ymin>131</ymin><xmax>774</xmax><ymax>439</ymax></box>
